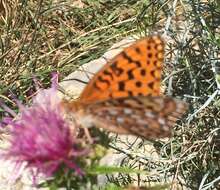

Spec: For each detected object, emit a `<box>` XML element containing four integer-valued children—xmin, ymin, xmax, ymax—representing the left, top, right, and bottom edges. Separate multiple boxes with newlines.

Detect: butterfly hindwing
<box><xmin>84</xmin><ymin>96</ymin><xmax>188</xmax><ymax>139</ymax></box>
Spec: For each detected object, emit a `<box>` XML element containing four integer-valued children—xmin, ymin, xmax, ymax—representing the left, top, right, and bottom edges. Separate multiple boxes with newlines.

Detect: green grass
<box><xmin>0</xmin><ymin>0</ymin><xmax>220</xmax><ymax>189</ymax></box>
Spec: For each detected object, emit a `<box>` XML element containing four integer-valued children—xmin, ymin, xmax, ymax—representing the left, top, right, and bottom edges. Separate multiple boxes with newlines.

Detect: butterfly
<box><xmin>63</xmin><ymin>36</ymin><xmax>188</xmax><ymax>139</ymax></box>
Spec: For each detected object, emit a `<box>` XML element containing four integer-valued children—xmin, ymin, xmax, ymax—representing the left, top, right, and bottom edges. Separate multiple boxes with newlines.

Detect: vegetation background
<box><xmin>0</xmin><ymin>0</ymin><xmax>219</xmax><ymax>189</ymax></box>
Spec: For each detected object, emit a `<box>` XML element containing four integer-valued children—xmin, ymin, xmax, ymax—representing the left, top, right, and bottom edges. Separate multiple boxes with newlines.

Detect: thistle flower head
<box><xmin>0</xmin><ymin>74</ymin><xmax>86</xmax><ymax>179</ymax></box>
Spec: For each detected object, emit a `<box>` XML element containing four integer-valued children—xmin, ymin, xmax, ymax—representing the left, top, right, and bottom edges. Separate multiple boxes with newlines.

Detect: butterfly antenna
<box><xmin>62</xmin><ymin>78</ymin><xmax>88</xmax><ymax>85</ymax></box>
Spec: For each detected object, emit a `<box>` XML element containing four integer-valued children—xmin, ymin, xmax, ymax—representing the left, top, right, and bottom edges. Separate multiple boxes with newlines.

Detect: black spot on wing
<box><xmin>121</xmin><ymin>51</ymin><xmax>141</xmax><ymax>67</ymax></box>
<box><xmin>128</xmin><ymin>91</ymin><xmax>133</xmax><ymax>96</ymax></box>
<box><xmin>135</xmin><ymin>81</ymin><xmax>142</xmax><ymax>87</ymax></box>
<box><xmin>147</xmin><ymin>53</ymin><xmax>152</xmax><ymax>58</ymax></box>
<box><xmin>134</xmin><ymin>61</ymin><xmax>141</xmax><ymax>67</ymax></box>
<box><xmin>135</xmin><ymin>47</ymin><xmax>141</xmax><ymax>54</ymax></box>
<box><xmin>110</xmin><ymin>62</ymin><xmax>124</xmax><ymax>76</ymax></box>
<box><xmin>140</xmin><ymin>69</ymin><xmax>146</xmax><ymax>76</ymax></box>
<box><xmin>97</xmin><ymin>75</ymin><xmax>110</xmax><ymax>86</ymax></box>
<box><xmin>153</xmin><ymin>61</ymin><xmax>158</xmax><ymax>66</ymax></box>
<box><xmin>138</xmin><ymin>92</ymin><xmax>143</xmax><ymax>96</ymax></box>
<box><xmin>121</xmin><ymin>51</ymin><xmax>133</xmax><ymax>63</ymax></box>
<box><xmin>118</xmin><ymin>81</ymin><xmax>125</xmax><ymax>91</ymax></box>
<box><xmin>103</xmin><ymin>70</ymin><xmax>113</xmax><ymax>80</ymax></box>
<box><xmin>127</xmin><ymin>70</ymin><xmax>134</xmax><ymax>79</ymax></box>
<box><xmin>150</xmin><ymin>70</ymin><xmax>156</xmax><ymax>77</ymax></box>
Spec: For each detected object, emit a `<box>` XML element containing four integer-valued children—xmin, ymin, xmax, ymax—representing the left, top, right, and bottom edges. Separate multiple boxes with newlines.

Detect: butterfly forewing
<box><xmin>83</xmin><ymin>96</ymin><xmax>188</xmax><ymax>139</ymax></box>
<box><xmin>79</xmin><ymin>36</ymin><xmax>164</xmax><ymax>104</ymax></box>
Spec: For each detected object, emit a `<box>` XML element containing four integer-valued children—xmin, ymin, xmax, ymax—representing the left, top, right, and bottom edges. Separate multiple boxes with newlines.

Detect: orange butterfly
<box><xmin>63</xmin><ymin>36</ymin><xmax>188</xmax><ymax>139</ymax></box>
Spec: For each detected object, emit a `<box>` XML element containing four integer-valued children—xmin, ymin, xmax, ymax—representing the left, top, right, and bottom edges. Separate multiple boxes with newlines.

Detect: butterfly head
<box><xmin>61</xmin><ymin>99</ymin><xmax>81</xmax><ymax>112</ymax></box>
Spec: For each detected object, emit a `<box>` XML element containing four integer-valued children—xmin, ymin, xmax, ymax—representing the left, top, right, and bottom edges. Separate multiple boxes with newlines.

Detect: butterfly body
<box><xmin>64</xmin><ymin>36</ymin><xmax>188</xmax><ymax>140</ymax></box>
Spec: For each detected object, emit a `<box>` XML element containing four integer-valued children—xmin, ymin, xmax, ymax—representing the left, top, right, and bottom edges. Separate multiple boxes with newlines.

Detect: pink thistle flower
<box><xmin>0</xmin><ymin>74</ymin><xmax>87</xmax><ymax>180</ymax></box>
